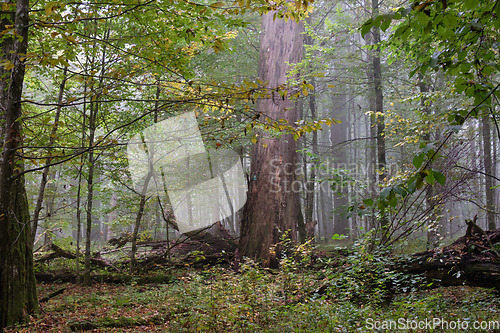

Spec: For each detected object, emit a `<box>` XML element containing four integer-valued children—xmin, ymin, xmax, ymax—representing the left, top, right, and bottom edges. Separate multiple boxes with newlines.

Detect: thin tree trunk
<box><xmin>303</xmin><ymin>29</ymin><xmax>319</xmax><ymax>242</ymax></box>
<box><xmin>130</xmin><ymin>171</ymin><xmax>153</xmax><ymax>273</ymax></box>
<box><xmin>331</xmin><ymin>87</ymin><xmax>349</xmax><ymax>236</ymax></box>
<box><xmin>363</xmin><ymin>7</ymin><xmax>378</xmax><ymax>232</ymax></box>
<box><xmin>43</xmin><ymin>169</ymin><xmax>59</xmax><ymax>247</ymax></box>
<box><xmin>418</xmin><ymin>75</ymin><xmax>441</xmax><ymax>248</ymax></box>
<box><xmin>305</xmin><ymin>82</ymin><xmax>318</xmax><ymax>227</ymax></box>
<box><xmin>74</xmin><ymin>59</ymin><xmax>90</xmax><ymax>285</ymax></box>
<box><xmin>83</xmin><ymin>27</ymin><xmax>109</xmax><ymax>285</ymax></box>
<box><xmin>83</xmin><ymin>100</ymin><xmax>97</xmax><ymax>286</ymax></box>
<box><xmin>370</xmin><ymin>0</ymin><xmax>387</xmax><ymax>239</ymax></box>
<box><xmin>32</xmin><ymin>67</ymin><xmax>68</xmax><ymax>243</ymax></box>
<box><xmin>130</xmin><ymin>87</ymin><xmax>160</xmax><ymax>273</ymax></box>
<box><xmin>75</xmin><ymin>157</ymin><xmax>84</xmax><ymax>284</ymax></box>
<box><xmin>482</xmin><ymin>113</ymin><xmax>496</xmax><ymax>230</ymax></box>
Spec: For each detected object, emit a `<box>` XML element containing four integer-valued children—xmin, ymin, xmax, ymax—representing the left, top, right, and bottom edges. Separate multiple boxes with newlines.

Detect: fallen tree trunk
<box><xmin>36</xmin><ymin>244</ymin><xmax>117</xmax><ymax>271</ymax></box>
<box><xmin>130</xmin><ymin>226</ymin><xmax>238</xmax><ymax>270</ymax></box>
<box><xmin>396</xmin><ymin>224</ymin><xmax>500</xmax><ymax>289</ymax></box>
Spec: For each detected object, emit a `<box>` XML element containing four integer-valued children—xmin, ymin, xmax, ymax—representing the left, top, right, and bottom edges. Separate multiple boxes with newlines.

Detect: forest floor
<box><xmin>7</xmin><ymin>231</ymin><xmax>499</xmax><ymax>332</ymax></box>
<box><xmin>6</xmin><ymin>267</ymin><xmax>500</xmax><ymax>332</ymax></box>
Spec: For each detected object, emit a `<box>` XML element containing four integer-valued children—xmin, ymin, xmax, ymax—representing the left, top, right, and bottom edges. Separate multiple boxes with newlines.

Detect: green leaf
<box><xmin>393</xmin><ymin>185</ymin><xmax>407</xmax><ymax>197</ymax></box>
<box><xmin>425</xmin><ymin>172</ymin><xmax>435</xmax><ymax>185</ymax></box>
<box><xmin>381</xmin><ymin>19</ymin><xmax>391</xmax><ymax>32</ymax></box>
<box><xmin>408</xmin><ymin>180</ymin><xmax>417</xmax><ymax>193</ymax></box>
<box><xmin>416</xmin><ymin>175</ymin><xmax>425</xmax><ymax>189</ymax></box>
<box><xmin>361</xmin><ymin>18</ymin><xmax>374</xmax><ymax>37</ymax></box>
<box><xmin>388</xmin><ymin>193</ymin><xmax>398</xmax><ymax>207</ymax></box>
<box><xmin>380</xmin><ymin>187</ymin><xmax>392</xmax><ymax>199</ymax></box>
<box><xmin>363</xmin><ymin>198</ymin><xmax>374</xmax><ymax>207</ymax></box>
<box><xmin>416</xmin><ymin>12</ymin><xmax>429</xmax><ymax>26</ymax></box>
<box><xmin>433</xmin><ymin>170</ymin><xmax>446</xmax><ymax>185</ymax></box>
<box><xmin>412</xmin><ymin>153</ymin><xmax>425</xmax><ymax>169</ymax></box>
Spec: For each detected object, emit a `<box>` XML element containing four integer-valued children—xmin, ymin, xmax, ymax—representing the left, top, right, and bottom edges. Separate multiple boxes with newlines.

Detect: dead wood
<box><xmin>39</xmin><ymin>287</ymin><xmax>66</xmax><ymax>303</ymax></box>
<box><xmin>132</xmin><ymin>223</ymin><xmax>238</xmax><ymax>270</ymax></box>
<box><xmin>396</xmin><ymin>227</ymin><xmax>500</xmax><ymax>289</ymax></box>
<box><xmin>36</xmin><ymin>244</ymin><xmax>117</xmax><ymax>271</ymax></box>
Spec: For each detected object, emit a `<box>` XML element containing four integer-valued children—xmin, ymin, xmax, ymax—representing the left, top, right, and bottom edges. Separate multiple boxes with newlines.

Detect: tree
<box><xmin>239</xmin><ymin>12</ymin><xmax>304</xmax><ymax>267</ymax></box>
<box><xmin>0</xmin><ymin>0</ymin><xmax>39</xmax><ymax>328</ymax></box>
<box><xmin>366</xmin><ymin>0</ymin><xmax>388</xmax><ymax>239</ymax></box>
<box><xmin>1</xmin><ymin>0</ymin><xmax>253</xmax><ymax>325</ymax></box>
<box><xmin>482</xmin><ymin>112</ymin><xmax>495</xmax><ymax>230</ymax></box>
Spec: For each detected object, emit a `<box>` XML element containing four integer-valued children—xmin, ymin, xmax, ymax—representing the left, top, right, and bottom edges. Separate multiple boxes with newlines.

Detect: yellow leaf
<box><xmin>45</xmin><ymin>2</ymin><xmax>56</xmax><ymax>15</ymax></box>
<box><xmin>2</xmin><ymin>61</ymin><xmax>14</xmax><ymax>70</ymax></box>
<box><xmin>210</xmin><ymin>1</ymin><xmax>224</xmax><ymax>9</ymax></box>
<box><xmin>62</xmin><ymin>34</ymin><xmax>77</xmax><ymax>44</ymax></box>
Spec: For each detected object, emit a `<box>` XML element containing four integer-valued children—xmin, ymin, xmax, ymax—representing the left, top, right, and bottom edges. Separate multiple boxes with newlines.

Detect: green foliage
<box><xmin>362</xmin><ymin>0</ymin><xmax>500</xmax><ymax>117</ymax></box>
<box><xmin>22</xmin><ymin>268</ymin><xmax>499</xmax><ymax>332</ymax></box>
<box><xmin>324</xmin><ymin>234</ymin><xmax>425</xmax><ymax>305</ymax></box>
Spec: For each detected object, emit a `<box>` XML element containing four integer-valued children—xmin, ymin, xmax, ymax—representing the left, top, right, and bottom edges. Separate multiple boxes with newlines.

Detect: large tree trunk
<box><xmin>239</xmin><ymin>13</ymin><xmax>303</xmax><ymax>267</ymax></box>
<box><xmin>0</xmin><ymin>0</ymin><xmax>39</xmax><ymax>329</ymax></box>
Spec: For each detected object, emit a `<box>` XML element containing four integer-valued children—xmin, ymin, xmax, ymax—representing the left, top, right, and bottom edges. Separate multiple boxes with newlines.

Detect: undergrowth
<box><xmin>11</xmin><ymin>240</ymin><xmax>500</xmax><ymax>332</ymax></box>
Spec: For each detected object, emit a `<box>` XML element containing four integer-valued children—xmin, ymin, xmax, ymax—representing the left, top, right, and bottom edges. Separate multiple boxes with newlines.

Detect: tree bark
<box><xmin>371</xmin><ymin>0</ymin><xmax>387</xmax><ymax>238</ymax></box>
<box><xmin>418</xmin><ymin>74</ymin><xmax>443</xmax><ymax>249</ymax></box>
<box><xmin>239</xmin><ymin>13</ymin><xmax>303</xmax><ymax>267</ymax></box>
<box><xmin>482</xmin><ymin>113</ymin><xmax>496</xmax><ymax>230</ymax></box>
<box><xmin>83</xmin><ymin>100</ymin><xmax>97</xmax><ymax>286</ymax></box>
<box><xmin>331</xmin><ymin>87</ymin><xmax>349</xmax><ymax>236</ymax></box>
<box><xmin>304</xmin><ymin>79</ymin><xmax>318</xmax><ymax>232</ymax></box>
<box><xmin>130</xmin><ymin>171</ymin><xmax>153</xmax><ymax>273</ymax></box>
<box><xmin>0</xmin><ymin>0</ymin><xmax>39</xmax><ymax>328</ymax></box>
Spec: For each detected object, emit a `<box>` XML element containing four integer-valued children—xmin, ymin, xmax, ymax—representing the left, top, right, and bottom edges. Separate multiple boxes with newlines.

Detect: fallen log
<box><xmin>36</xmin><ymin>244</ymin><xmax>118</xmax><ymax>271</ymax></box>
<box><xmin>133</xmin><ymin>222</ymin><xmax>238</xmax><ymax>270</ymax></box>
<box><xmin>396</xmin><ymin>221</ymin><xmax>500</xmax><ymax>289</ymax></box>
<box><xmin>40</xmin><ymin>287</ymin><xmax>66</xmax><ymax>303</ymax></box>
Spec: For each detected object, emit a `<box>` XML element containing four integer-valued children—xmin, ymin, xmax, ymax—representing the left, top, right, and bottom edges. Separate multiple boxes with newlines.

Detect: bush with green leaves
<box><xmin>325</xmin><ymin>233</ymin><xmax>425</xmax><ymax>305</ymax></box>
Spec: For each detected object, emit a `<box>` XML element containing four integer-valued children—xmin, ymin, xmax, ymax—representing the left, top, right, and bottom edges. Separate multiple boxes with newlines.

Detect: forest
<box><xmin>0</xmin><ymin>0</ymin><xmax>499</xmax><ymax>331</ymax></box>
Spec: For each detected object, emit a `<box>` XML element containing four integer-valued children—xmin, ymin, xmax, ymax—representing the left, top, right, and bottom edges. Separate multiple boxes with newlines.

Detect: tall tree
<box><xmin>331</xmin><ymin>88</ymin><xmax>349</xmax><ymax>236</ymax></box>
<box><xmin>31</xmin><ymin>67</ymin><xmax>68</xmax><ymax>243</ymax></box>
<box><xmin>239</xmin><ymin>12</ymin><xmax>304</xmax><ymax>267</ymax></box>
<box><xmin>0</xmin><ymin>0</ymin><xmax>39</xmax><ymax>328</ymax></box>
<box><xmin>366</xmin><ymin>0</ymin><xmax>387</xmax><ymax>238</ymax></box>
<box><xmin>482</xmin><ymin>112</ymin><xmax>495</xmax><ymax>230</ymax></box>
<box><xmin>418</xmin><ymin>75</ymin><xmax>442</xmax><ymax>249</ymax></box>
